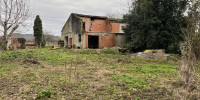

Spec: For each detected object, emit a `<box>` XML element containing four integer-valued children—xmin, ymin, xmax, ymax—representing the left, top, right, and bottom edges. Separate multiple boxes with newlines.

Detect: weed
<box><xmin>36</xmin><ymin>88</ymin><xmax>56</xmax><ymax>100</ymax></box>
<box><xmin>31</xmin><ymin>82</ymin><xmax>38</xmax><ymax>88</ymax></box>
<box><xmin>12</xmin><ymin>84</ymin><xmax>17</xmax><ymax>87</ymax></box>
<box><xmin>20</xmin><ymin>91</ymin><xmax>25</xmax><ymax>94</ymax></box>
<box><xmin>135</xmin><ymin>98</ymin><xmax>141</xmax><ymax>100</ymax></box>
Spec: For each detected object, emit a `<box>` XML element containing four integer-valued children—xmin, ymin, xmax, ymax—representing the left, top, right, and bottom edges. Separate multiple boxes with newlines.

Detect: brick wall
<box><xmin>80</xmin><ymin>17</ymin><xmax>106</xmax><ymax>32</ymax></box>
<box><xmin>80</xmin><ymin>17</ymin><xmax>91</xmax><ymax>32</ymax></box>
<box><xmin>91</xmin><ymin>19</ymin><xmax>106</xmax><ymax>32</ymax></box>
<box><xmin>111</xmin><ymin>22</ymin><xmax>120</xmax><ymax>33</ymax></box>
<box><xmin>102</xmin><ymin>34</ymin><xmax>115</xmax><ymax>48</ymax></box>
<box><xmin>106</xmin><ymin>20</ymin><xmax>112</xmax><ymax>33</ymax></box>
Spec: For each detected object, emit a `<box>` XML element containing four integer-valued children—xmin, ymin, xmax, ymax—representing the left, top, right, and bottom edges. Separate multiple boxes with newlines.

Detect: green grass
<box><xmin>122</xmin><ymin>63</ymin><xmax>177</xmax><ymax>74</ymax></box>
<box><xmin>111</xmin><ymin>74</ymin><xmax>147</xmax><ymax>88</ymax></box>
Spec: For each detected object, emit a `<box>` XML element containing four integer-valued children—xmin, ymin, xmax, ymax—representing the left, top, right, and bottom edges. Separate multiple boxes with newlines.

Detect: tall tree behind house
<box><xmin>122</xmin><ymin>0</ymin><xmax>187</xmax><ymax>53</ymax></box>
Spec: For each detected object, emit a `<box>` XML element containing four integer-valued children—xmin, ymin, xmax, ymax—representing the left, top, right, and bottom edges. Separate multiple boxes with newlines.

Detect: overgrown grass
<box><xmin>0</xmin><ymin>48</ymin><xmax>196</xmax><ymax>99</ymax></box>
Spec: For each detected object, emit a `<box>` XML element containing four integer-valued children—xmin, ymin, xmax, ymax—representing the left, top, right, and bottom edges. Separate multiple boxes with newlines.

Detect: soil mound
<box><xmin>23</xmin><ymin>59</ymin><xmax>40</xmax><ymax>65</ymax></box>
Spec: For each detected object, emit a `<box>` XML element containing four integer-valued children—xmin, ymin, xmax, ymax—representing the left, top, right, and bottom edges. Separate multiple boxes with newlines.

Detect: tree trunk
<box><xmin>2</xmin><ymin>35</ymin><xmax>8</xmax><ymax>50</ymax></box>
<box><xmin>0</xmin><ymin>39</ymin><xmax>8</xmax><ymax>56</ymax></box>
<box><xmin>0</xmin><ymin>44</ymin><xmax>5</xmax><ymax>56</ymax></box>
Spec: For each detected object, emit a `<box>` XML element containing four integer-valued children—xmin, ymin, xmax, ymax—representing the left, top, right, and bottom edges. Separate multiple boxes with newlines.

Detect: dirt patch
<box><xmin>23</xmin><ymin>59</ymin><xmax>40</xmax><ymax>65</ymax></box>
<box><xmin>130</xmin><ymin>87</ymin><xmax>169</xmax><ymax>99</ymax></box>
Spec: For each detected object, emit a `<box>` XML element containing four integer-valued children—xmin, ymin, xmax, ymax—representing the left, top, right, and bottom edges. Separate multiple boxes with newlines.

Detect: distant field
<box><xmin>0</xmin><ymin>48</ymin><xmax>199</xmax><ymax>99</ymax></box>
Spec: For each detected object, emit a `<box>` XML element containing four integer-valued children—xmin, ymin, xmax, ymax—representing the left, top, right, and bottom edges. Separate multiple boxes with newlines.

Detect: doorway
<box><xmin>65</xmin><ymin>36</ymin><xmax>68</xmax><ymax>47</ymax></box>
<box><xmin>88</xmin><ymin>36</ymin><xmax>99</xmax><ymax>49</ymax></box>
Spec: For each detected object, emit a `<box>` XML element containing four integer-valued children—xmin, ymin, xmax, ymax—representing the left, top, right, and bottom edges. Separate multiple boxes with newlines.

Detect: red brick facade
<box><xmin>91</xmin><ymin>19</ymin><xmax>106</xmax><ymax>32</ymax></box>
<box><xmin>102</xmin><ymin>34</ymin><xmax>115</xmax><ymax>48</ymax></box>
<box><xmin>111</xmin><ymin>22</ymin><xmax>120</xmax><ymax>33</ymax></box>
<box><xmin>79</xmin><ymin>16</ymin><xmax>121</xmax><ymax>49</ymax></box>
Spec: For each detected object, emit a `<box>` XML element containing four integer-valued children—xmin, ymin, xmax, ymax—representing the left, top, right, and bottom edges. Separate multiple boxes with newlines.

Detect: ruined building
<box><xmin>61</xmin><ymin>13</ymin><xmax>126</xmax><ymax>49</ymax></box>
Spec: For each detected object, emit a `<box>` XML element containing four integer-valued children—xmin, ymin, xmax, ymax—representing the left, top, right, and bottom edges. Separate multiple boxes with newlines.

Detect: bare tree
<box><xmin>43</xmin><ymin>30</ymin><xmax>53</xmax><ymax>45</ymax></box>
<box><xmin>120</xmin><ymin>0</ymin><xmax>135</xmax><ymax>12</ymax></box>
<box><xmin>0</xmin><ymin>0</ymin><xmax>30</xmax><ymax>56</ymax></box>
<box><xmin>118</xmin><ymin>0</ymin><xmax>137</xmax><ymax>14</ymax></box>
<box><xmin>106</xmin><ymin>12</ymin><xmax>121</xmax><ymax>19</ymax></box>
<box><xmin>43</xmin><ymin>30</ymin><xmax>60</xmax><ymax>46</ymax></box>
<box><xmin>112</xmin><ymin>0</ymin><xmax>137</xmax><ymax>19</ymax></box>
<box><xmin>178</xmin><ymin>0</ymin><xmax>200</xmax><ymax>99</ymax></box>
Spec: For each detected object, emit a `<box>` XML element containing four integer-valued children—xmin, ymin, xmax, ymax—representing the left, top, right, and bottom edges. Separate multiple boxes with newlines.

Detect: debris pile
<box><xmin>132</xmin><ymin>49</ymin><xmax>169</xmax><ymax>60</ymax></box>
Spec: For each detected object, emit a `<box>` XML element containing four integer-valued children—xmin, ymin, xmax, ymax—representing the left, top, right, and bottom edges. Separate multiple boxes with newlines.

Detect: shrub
<box><xmin>167</xmin><ymin>43</ymin><xmax>180</xmax><ymax>54</ymax></box>
<box><xmin>17</xmin><ymin>38</ymin><xmax>26</xmax><ymax>44</ymax></box>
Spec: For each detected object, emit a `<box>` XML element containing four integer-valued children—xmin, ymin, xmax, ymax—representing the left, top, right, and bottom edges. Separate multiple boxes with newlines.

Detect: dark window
<box><xmin>82</xmin><ymin>22</ymin><xmax>85</xmax><ymax>31</ymax></box>
<box><xmin>79</xmin><ymin>34</ymin><xmax>81</xmax><ymax>42</ymax></box>
<box><xmin>65</xmin><ymin>36</ymin><xmax>68</xmax><ymax>46</ymax></box>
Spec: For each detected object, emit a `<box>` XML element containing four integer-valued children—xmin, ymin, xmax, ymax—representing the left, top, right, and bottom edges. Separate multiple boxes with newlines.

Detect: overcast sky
<box><xmin>23</xmin><ymin>0</ymin><xmax>128</xmax><ymax>36</ymax></box>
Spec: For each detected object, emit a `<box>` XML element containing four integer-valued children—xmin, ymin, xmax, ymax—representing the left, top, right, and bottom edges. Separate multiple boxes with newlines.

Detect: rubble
<box><xmin>132</xmin><ymin>49</ymin><xmax>170</xmax><ymax>60</ymax></box>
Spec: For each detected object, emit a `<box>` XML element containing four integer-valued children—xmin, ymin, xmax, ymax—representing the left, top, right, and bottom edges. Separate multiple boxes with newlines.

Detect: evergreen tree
<box><xmin>33</xmin><ymin>15</ymin><xmax>45</xmax><ymax>47</ymax></box>
<box><xmin>123</xmin><ymin>0</ymin><xmax>187</xmax><ymax>53</ymax></box>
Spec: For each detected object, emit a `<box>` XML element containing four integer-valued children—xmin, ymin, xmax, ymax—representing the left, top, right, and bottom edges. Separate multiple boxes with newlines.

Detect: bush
<box><xmin>17</xmin><ymin>38</ymin><xmax>26</xmax><ymax>44</ymax></box>
<box><xmin>41</xmin><ymin>41</ymin><xmax>46</xmax><ymax>47</ymax></box>
<box><xmin>167</xmin><ymin>43</ymin><xmax>180</xmax><ymax>54</ymax></box>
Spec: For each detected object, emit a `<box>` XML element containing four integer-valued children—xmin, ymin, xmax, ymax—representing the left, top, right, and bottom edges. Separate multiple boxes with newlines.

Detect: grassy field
<box><xmin>0</xmin><ymin>48</ymin><xmax>199</xmax><ymax>100</ymax></box>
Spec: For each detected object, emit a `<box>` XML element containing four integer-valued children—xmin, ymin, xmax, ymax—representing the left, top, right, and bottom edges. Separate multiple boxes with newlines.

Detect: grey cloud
<box><xmin>24</xmin><ymin>0</ymin><xmax>124</xmax><ymax>36</ymax></box>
